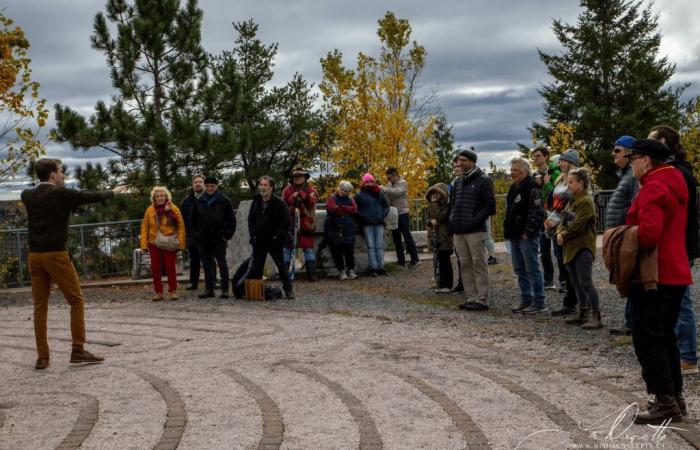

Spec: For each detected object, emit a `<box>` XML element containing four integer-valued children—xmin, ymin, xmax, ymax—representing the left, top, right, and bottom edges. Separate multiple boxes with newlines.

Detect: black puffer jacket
<box><xmin>179</xmin><ymin>190</ymin><xmax>199</xmax><ymax>239</ymax></box>
<box><xmin>248</xmin><ymin>194</ymin><xmax>290</xmax><ymax>245</ymax></box>
<box><xmin>192</xmin><ymin>191</ymin><xmax>236</xmax><ymax>246</ymax></box>
<box><xmin>669</xmin><ymin>159</ymin><xmax>699</xmax><ymax>261</ymax></box>
<box><xmin>503</xmin><ymin>176</ymin><xmax>543</xmax><ymax>240</ymax></box>
<box><xmin>448</xmin><ymin>167</ymin><xmax>496</xmax><ymax>234</ymax></box>
<box><xmin>604</xmin><ymin>164</ymin><xmax>638</xmax><ymax>229</ymax></box>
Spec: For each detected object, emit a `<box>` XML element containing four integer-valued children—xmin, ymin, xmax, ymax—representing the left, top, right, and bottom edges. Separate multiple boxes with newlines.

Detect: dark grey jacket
<box><xmin>604</xmin><ymin>164</ymin><xmax>638</xmax><ymax>229</ymax></box>
<box><xmin>448</xmin><ymin>167</ymin><xmax>496</xmax><ymax>234</ymax></box>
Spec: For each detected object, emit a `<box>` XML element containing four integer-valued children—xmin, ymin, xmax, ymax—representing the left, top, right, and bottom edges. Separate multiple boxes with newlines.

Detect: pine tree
<box><xmin>52</xmin><ymin>0</ymin><xmax>210</xmax><ymax>191</ymax></box>
<box><xmin>532</xmin><ymin>0</ymin><xmax>685</xmax><ymax>187</ymax></box>
<box><xmin>427</xmin><ymin>113</ymin><xmax>455</xmax><ymax>186</ymax></box>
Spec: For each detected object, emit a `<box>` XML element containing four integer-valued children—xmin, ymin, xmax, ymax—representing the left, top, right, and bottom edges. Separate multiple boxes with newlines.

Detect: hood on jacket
<box><xmin>425</xmin><ymin>183</ymin><xmax>449</xmax><ymax>203</ymax></box>
<box><xmin>641</xmin><ymin>164</ymin><xmax>689</xmax><ymax>206</ymax></box>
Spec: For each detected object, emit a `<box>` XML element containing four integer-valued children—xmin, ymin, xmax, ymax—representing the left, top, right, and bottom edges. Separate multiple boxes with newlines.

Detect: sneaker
<box><xmin>70</xmin><ymin>350</ymin><xmax>104</xmax><ymax>365</ymax></box>
<box><xmin>168</xmin><ymin>292</ymin><xmax>178</xmax><ymax>301</ymax></box>
<box><xmin>487</xmin><ymin>256</ymin><xmax>498</xmax><ymax>265</ymax></box>
<box><xmin>377</xmin><ymin>269</ymin><xmax>388</xmax><ymax>276</ymax></box>
<box><xmin>198</xmin><ymin>290</ymin><xmax>215</xmax><ymax>299</ymax></box>
<box><xmin>35</xmin><ymin>358</ymin><xmax>50</xmax><ymax>370</ymax></box>
<box><xmin>409</xmin><ymin>260</ymin><xmax>421</xmax><ymax>268</ymax></box>
<box><xmin>511</xmin><ymin>302</ymin><xmax>531</xmax><ymax>313</ymax></box>
<box><xmin>434</xmin><ymin>287</ymin><xmax>452</xmax><ymax>294</ymax></box>
<box><xmin>522</xmin><ymin>305</ymin><xmax>550</xmax><ymax>315</ymax></box>
<box><xmin>368</xmin><ymin>270</ymin><xmax>377</xmax><ymax>277</ymax></box>
<box><xmin>347</xmin><ymin>269</ymin><xmax>358</xmax><ymax>280</ymax></box>
<box><xmin>681</xmin><ymin>360</ymin><xmax>699</xmax><ymax>375</ymax></box>
<box><xmin>544</xmin><ymin>284</ymin><xmax>558</xmax><ymax>291</ymax></box>
<box><xmin>339</xmin><ymin>270</ymin><xmax>348</xmax><ymax>281</ymax></box>
<box><xmin>151</xmin><ymin>294</ymin><xmax>163</xmax><ymax>302</ymax></box>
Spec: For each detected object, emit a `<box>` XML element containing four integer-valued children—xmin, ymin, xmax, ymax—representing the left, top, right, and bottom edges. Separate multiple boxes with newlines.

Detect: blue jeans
<box><xmin>363</xmin><ymin>225</ymin><xmax>385</xmax><ymax>271</ymax></box>
<box><xmin>283</xmin><ymin>247</ymin><xmax>315</xmax><ymax>279</ymax></box>
<box><xmin>510</xmin><ymin>237</ymin><xmax>545</xmax><ymax>308</ymax></box>
<box><xmin>675</xmin><ymin>262</ymin><xmax>696</xmax><ymax>365</ymax></box>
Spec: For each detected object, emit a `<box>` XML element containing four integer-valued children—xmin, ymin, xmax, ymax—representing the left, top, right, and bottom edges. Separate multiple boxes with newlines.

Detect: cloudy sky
<box><xmin>3</xmin><ymin>0</ymin><xmax>700</xmax><ymax>197</ymax></box>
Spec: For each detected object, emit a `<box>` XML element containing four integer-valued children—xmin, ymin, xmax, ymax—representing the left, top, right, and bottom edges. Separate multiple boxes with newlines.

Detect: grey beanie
<box><xmin>338</xmin><ymin>180</ymin><xmax>353</xmax><ymax>192</ymax></box>
<box><xmin>458</xmin><ymin>148</ymin><xmax>478</xmax><ymax>162</ymax></box>
<box><xmin>559</xmin><ymin>149</ymin><xmax>580</xmax><ymax>167</ymax></box>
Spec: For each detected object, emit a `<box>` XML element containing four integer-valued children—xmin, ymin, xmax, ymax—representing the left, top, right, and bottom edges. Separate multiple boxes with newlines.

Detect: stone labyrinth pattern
<box><xmin>2</xmin><ymin>302</ymin><xmax>700</xmax><ymax>450</ymax></box>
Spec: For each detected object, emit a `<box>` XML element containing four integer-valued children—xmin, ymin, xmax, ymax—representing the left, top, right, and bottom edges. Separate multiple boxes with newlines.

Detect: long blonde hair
<box><xmin>150</xmin><ymin>186</ymin><xmax>172</xmax><ymax>204</ymax></box>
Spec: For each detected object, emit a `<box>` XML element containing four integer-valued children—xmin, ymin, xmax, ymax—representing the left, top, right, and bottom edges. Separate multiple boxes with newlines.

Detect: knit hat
<box><xmin>559</xmin><ymin>149</ymin><xmax>580</xmax><ymax>167</ymax></box>
<box><xmin>362</xmin><ymin>173</ymin><xmax>375</xmax><ymax>184</ymax></box>
<box><xmin>204</xmin><ymin>176</ymin><xmax>219</xmax><ymax>185</ymax></box>
<box><xmin>614</xmin><ymin>135</ymin><xmax>636</xmax><ymax>150</ymax></box>
<box><xmin>626</xmin><ymin>139</ymin><xmax>672</xmax><ymax>162</ymax></box>
<box><xmin>291</xmin><ymin>167</ymin><xmax>310</xmax><ymax>180</ymax></box>
<box><xmin>458</xmin><ymin>148</ymin><xmax>478</xmax><ymax>163</ymax></box>
<box><xmin>338</xmin><ymin>180</ymin><xmax>353</xmax><ymax>192</ymax></box>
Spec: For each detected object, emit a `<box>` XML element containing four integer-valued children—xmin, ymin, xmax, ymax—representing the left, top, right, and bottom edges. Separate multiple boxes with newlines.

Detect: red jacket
<box><xmin>625</xmin><ymin>164</ymin><xmax>692</xmax><ymax>285</ymax></box>
<box><xmin>282</xmin><ymin>182</ymin><xmax>318</xmax><ymax>249</ymax></box>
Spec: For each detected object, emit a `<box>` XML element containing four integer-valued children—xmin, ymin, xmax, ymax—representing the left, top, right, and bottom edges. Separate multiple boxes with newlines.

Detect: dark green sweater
<box><xmin>21</xmin><ymin>183</ymin><xmax>114</xmax><ymax>252</ymax></box>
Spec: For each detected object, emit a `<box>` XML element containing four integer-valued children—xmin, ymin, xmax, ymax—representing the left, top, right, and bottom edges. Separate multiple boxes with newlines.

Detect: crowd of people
<box><xmin>21</xmin><ymin>123</ymin><xmax>698</xmax><ymax>425</ymax></box>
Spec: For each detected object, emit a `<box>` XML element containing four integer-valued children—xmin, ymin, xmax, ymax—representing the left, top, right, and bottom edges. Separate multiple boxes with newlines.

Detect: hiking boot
<box><xmin>634</xmin><ymin>394</ymin><xmax>682</xmax><ymax>424</ymax></box>
<box><xmin>306</xmin><ymin>262</ymin><xmax>318</xmax><ymax>282</ymax></box>
<box><xmin>198</xmin><ymin>290</ymin><xmax>215</xmax><ymax>299</ymax></box>
<box><xmin>676</xmin><ymin>393</ymin><xmax>688</xmax><ymax>416</ymax></box>
<box><xmin>70</xmin><ymin>349</ymin><xmax>104</xmax><ymax>365</ymax></box>
<box><xmin>681</xmin><ymin>360</ymin><xmax>699</xmax><ymax>375</ymax></box>
<box><xmin>151</xmin><ymin>294</ymin><xmax>163</xmax><ymax>302</ymax></box>
<box><xmin>285</xmin><ymin>288</ymin><xmax>295</xmax><ymax>300</ymax></box>
<box><xmin>551</xmin><ymin>306</ymin><xmax>577</xmax><ymax>317</ymax></box>
<box><xmin>377</xmin><ymin>268</ymin><xmax>388</xmax><ymax>276</ymax></box>
<box><xmin>35</xmin><ymin>358</ymin><xmax>50</xmax><ymax>370</ymax></box>
<box><xmin>487</xmin><ymin>256</ymin><xmax>498</xmax><ymax>265</ymax></box>
<box><xmin>522</xmin><ymin>305</ymin><xmax>550</xmax><ymax>315</ymax></box>
<box><xmin>511</xmin><ymin>302</ymin><xmax>531</xmax><ymax>313</ymax></box>
<box><xmin>609</xmin><ymin>326</ymin><xmax>631</xmax><ymax>336</ymax></box>
<box><xmin>368</xmin><ymin>270</ymin><xmax>377</xmax><ymax>277</ymax></box>
<box><xmin>565</xmin><ymin>308</ymin><xmax>589</xmax><ymax>325</ymax></box>
<box><xmin>220</xmin><ymin>292</ymin><xmax>230</xmax><ymax>299</ymax></box>
<box><xmin>409</xmin><ymin>260</ymin><xmax>422</xmax><ymax>268</ymax></box>
<box><xmin>581</xmin><ymin>309</ymin><xmax>603</xmax><ymax>330</ymax></box>
<box><xmin>168</xmin><ymin>292</ymin><xmax>178</xmax><ymax>301</ymax></box>
<box><xmin>347</xmin><ymin>269</ymin><xmax>358</xmax><ymax>280</ymax></box>
<box><xmin>339</xmin><ymin>270</ymin><xmax>348</xmax><ymax>281</ymax></box>
<box><xmin>185</xmin><ymin>285</ymin><xmax>198</xmax><ymax>291</ymax></box>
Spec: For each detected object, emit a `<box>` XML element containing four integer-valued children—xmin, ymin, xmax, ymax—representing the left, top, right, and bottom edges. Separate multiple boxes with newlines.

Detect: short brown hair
<box><xmin>35</xmin><ymin>158</ymin><xmax>62</xmax><ymax>182</ymax></box>
<box><xmin>531</xmin><ymin>146</ymin><xmax>549</xmax><ymax>159</ymax></box>
<box><xmin>385</xmin><ymin>167</ymin><xmax>399</xmax><ymax>176</ymax></box>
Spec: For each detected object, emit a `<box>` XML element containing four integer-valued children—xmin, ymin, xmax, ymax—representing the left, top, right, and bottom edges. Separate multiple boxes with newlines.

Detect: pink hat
<box><xmin>362</xmin><ymin>173</ymin><xmax>375</xmax><ymax>184</ymax></box>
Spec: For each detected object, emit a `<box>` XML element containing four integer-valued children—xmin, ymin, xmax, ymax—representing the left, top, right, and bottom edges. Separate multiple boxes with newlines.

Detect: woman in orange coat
<box><xmin>140</xmin><ymin>186</ymin><xmax>186</xmax><ymax>301</ymax></box>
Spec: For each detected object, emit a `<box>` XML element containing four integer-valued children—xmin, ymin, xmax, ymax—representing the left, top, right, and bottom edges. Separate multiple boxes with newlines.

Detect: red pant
<box><xmin>148</xmin><ymin>244</ymin><xmax>178</xmax><ymax>294</ymax></box>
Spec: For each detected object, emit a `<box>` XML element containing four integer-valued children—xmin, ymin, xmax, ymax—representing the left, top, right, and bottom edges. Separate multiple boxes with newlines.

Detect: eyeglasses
<box><xmin>613</xmin><ymin>148</ymin><xmax>624</xmax><ymax>154</ymax></box>
<box><xmin>626</xmin><ymin>154</ymin><xmax>645</xmax><ymax>161</ymax></box>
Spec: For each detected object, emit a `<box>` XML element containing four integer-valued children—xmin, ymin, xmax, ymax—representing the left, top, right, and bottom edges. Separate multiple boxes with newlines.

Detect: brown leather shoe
<box><xmin>168</xmin><ymin>292</ymin><xmax>178</xmax><ymax>301</ymax></box>
<box><xmin>70</xmin><ymin>349</ymin><xmax>105</xmax><ymax>365</ymax></box>
<box><xmin>151</xmin><ymin>294</ymin><xmax>163</xmax><ymax>302</ymax></box>
<box><xmin>34</xmin><ymin>358</ymin><xmax>50</xmax><ymax>370</ymax></box>
<box><xmin>635</xmin><ymin>394</ymin><xmax>682</xmax><ymax>424</ymax></box>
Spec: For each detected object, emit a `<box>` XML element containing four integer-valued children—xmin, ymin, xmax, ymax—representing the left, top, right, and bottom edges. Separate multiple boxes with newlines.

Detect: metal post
<box><xmin>79</xmin><ymin>225</ymin><xmax>87</xmax><ymax>277</ymax></box>
<box><xmin>15</xmin><ymin>229</ymin><xmax>24</xmax><ymax>286</ymax></box>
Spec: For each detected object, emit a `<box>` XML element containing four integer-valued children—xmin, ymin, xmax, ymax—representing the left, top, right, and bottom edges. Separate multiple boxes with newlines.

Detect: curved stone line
<box><xmin>225</xmin><ymin>369</ymin><xmax>285</xmax><ymax>450</ymax></box>
<box><xmin>290</xmin><ymin>365</ymin><xmax>383</xmax><ymax>449</ymax></box>
<box><xmin>389</xmin><ymin>371</ymin><xmax>491</xmax><ymax>450</ymax></box>
<box><xmin>465</xmin><ymin>364</ymin><xmax>598</xmax><ymax>449</ymax></box>
<box><xmin>467</xmin><ymin>341</ymin><xmax>700</xmax><ymax>450</ymax></box>
<box><xmin>129</xmin><ymin>368</ymin><xmax>187</xmax><ymax>450</ymax></box>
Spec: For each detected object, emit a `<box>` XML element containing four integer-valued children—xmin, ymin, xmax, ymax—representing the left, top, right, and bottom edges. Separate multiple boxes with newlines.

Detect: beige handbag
<box><xmin>154</xmin><ymin>212</ymin><xmax>180</xmax><ymax>251</ymax></box>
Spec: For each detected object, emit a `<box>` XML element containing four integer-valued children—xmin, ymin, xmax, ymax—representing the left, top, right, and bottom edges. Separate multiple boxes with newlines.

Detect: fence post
<box><xmin>15</xmin><ymin>229</ymin><xmax>24</xmax><ymax>286</ymax></box>
<box><xmin>79</xmin><ymin>225</ymin><xmax>87</xmax><ymax>277</ymax></box>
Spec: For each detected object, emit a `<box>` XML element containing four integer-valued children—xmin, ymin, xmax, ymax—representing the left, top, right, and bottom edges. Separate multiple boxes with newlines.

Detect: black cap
<box><xmin>625</xmin><ymin>139</ymin><xmax>672</xmax><ymax>162</ymax></box>
<box><xmin>458</xmin><ymin>148</ymin><xmax>477</xmax><ymax>163</ymax></box>
<box><xmin>204</xmin><ymin>176</ymin><xmax>219</xmax><ymax>185</ymax></box>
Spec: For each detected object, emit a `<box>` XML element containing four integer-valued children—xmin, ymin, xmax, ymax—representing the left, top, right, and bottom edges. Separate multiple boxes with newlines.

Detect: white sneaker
<box><xmin>347</xmin><ymin>269</ymin><xmax>358</xmax><ymax>280</ymax></box>
<box><xmin>339</xmin><ymin>270</ymin><xmax>348</xmax><ymax>281</ymax></box>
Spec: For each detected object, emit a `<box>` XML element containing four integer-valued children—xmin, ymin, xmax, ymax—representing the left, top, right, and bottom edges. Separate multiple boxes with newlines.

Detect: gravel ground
<box><xmin>1</xmin><ymin>254</ymin><xmax>699</xmax><ymax>449</ymax></box>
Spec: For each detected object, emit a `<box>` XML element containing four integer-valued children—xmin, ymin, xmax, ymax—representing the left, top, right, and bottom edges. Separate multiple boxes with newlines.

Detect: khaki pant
<box><xmin>28</xmin><ymin>251</ymin><xmax>85</xmax><ymax>359</ymax></box>
<box><xmin>453</xmin><ymin>232</ymin><xmax>489</xmax><ymax>305</ymax></box>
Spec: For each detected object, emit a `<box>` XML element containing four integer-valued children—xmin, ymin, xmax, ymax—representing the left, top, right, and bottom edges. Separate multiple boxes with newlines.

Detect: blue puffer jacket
<box><xmin>325</xmin><ymin>193</ymin><xmax>358</xmax><ymax>245</ymax></box>
<box><xmin>354</xmin><ymin>186</ymin><xmax>389</xmax><ymax>226</ymax></box>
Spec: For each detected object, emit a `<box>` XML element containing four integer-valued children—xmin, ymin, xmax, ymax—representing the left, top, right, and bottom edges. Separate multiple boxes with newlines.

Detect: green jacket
<box><xmin>540</xmin><ymin>162</ymin><xmax>560</xmax><ymax>202</ymax></box>
<box><xmin>556</xmin><ymin>190</ymin><xmax>597</xmax><ymax>265</ymax></box>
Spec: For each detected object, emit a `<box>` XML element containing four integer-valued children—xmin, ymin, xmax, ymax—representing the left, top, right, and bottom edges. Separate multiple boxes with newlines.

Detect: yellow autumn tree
<box><xmin>319</xmin><ymin>12</ymin><xmax>436</xmax><ymax>200</ymax></box>
<box><xmin>681</xmin><ymin>96</ymin><xmax>700</xmax><ymax>180</ymax></box>
<box><xmin>0</xmin><ymin>12</ymin><xmax>48</xmax><ymax>183</ymax></box>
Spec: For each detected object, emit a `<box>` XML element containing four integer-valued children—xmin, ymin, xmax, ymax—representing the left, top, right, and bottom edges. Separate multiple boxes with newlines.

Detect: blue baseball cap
<box><xmin>614</xmin><ymin>135</ymin><xmax>636</xmax><ymax>149</ymax></box>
